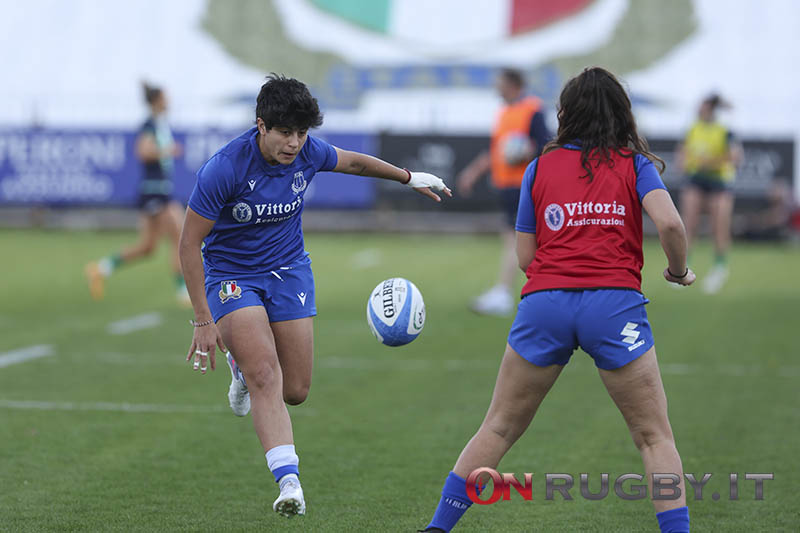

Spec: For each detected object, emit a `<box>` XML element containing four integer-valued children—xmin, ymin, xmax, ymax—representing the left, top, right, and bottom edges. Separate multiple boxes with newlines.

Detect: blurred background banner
<box><xmin>377</xmin><ymin>134</ymin><xmax>795</xmax><ymax>210</ymax></box>
<box><xmin>0</xmin><ymin>129</ymin><xmax>376</xmax><ymax>208</ymax></box>
<box><xmin>5</xmin><ymin>126</ymin><xmax>787</xmax><ymax>210</ymax></box>
<box><xmin>1</xmin><ymin>0</ymin><xmax>798</xmax><ymax>212</ymax></box>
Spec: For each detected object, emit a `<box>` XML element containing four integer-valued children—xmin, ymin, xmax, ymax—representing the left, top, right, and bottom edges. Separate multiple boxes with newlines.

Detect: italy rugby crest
<box><xmin>219</xmin><ymin>280</ymin><xmax>242</xmax><ymax>303</ymax></box>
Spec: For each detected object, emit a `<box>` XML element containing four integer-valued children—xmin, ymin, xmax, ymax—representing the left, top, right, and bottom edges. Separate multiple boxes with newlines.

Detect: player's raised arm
<box><xmin>331</xmin><ymin>147</ymin><xmax>452</xmax><ymax>202</ymax></box>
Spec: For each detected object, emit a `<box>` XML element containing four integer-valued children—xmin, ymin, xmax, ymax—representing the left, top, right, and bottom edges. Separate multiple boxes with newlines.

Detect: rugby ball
<box><xmin>366</xmin><ymin>278</ymin><xmax>425</xmax><ymax>347</ymax></box>
<box><xmin>502</xmin><ymin>133</ymin><xmax>533</xmax><ymax>165</ymax></box>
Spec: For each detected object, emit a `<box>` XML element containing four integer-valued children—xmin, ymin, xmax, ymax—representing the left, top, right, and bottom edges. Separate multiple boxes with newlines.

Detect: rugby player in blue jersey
<box><xmin>179</xmin><ymin>74</ymin><xmax>451</xmax><ymax>518</ymax></box>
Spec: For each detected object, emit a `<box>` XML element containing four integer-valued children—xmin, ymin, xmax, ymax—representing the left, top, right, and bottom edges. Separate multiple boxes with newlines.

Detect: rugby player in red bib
<box><xmin>420</xmin><ymin>67</ymin><xmax>695</xmax><ymax>533</ymax></box>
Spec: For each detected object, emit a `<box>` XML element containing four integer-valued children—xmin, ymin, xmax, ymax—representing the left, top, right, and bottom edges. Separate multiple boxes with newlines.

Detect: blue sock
<box><xmin>426</xmin><ymin>472</ymin><xmax>473</xmax><ymax>532</ymax></box>
<box><xmin>657</xmin><ymin>506</ymin><xmax>690</xmax><ymax>533</ymax></box>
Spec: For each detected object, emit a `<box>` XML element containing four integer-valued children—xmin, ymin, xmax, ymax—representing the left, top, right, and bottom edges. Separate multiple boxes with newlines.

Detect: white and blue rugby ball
<box><xmin>366</xmin><ymin>278</ymin><xmax>425</xmax><ymax>347</ymax></box>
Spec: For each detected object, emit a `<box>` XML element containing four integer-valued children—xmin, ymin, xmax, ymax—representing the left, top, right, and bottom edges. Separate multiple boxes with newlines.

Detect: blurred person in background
<box><xmin>457</xmin><ymin>68</ymin><xmax>550</xmax><ymax>315</ymax></box>
<box><xmin>85</xmin><ymin>82</ymin><xmax>187</xmax><ymax>304</ymax></box>
<box><xmin>677</xmin><ymin>93</ymin><xmax>743</xmax><ymax>294</ymax></box>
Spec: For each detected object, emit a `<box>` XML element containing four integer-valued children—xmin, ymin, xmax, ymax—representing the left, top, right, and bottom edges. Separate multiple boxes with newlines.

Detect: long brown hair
<box><xmin>543</xmin><ymin>67</ymin><xmax>665</xmax><ymax>181</ymax></box>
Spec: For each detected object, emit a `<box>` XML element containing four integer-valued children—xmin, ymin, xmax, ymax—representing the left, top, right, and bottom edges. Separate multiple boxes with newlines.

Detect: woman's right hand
<box><xmin>663</xmin><ymin>267</ymin><xmax>696</xmax><ymax>286</ymax></box>
<box><xmin>186</xmin><ymin>322</ymin><xmax>227</xmax><ymax>375</ymax></box>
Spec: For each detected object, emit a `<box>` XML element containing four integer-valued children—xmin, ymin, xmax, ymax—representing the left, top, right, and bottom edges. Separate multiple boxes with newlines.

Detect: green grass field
<box><xmin>0</xmin><ymin>229</ymin><xmax>798</xmax><ymax>532</ymax></box>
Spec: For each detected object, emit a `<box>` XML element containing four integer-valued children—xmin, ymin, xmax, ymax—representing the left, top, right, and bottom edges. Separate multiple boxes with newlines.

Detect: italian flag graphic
<box><xmin>309</xmin><ymin>0</ymin><xmax>592</xmax><ymax>45</ymax></box>
<box><xmin>222</xmin><ymin>281</ymin><xmax>237</xmax><ymax>296</ymax></box>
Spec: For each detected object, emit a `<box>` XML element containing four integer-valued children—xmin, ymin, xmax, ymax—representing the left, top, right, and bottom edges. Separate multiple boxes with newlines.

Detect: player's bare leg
<box><xmin>471</xmin><ymin>230</ymin><xmax>517</xmax><ymax>315</ymax></box>
<box><xmin>163</xmin><ymin>201</ymin><xmax>190</xmax><ymax>304</ymax></box>
<box><xmin>452</xmin><ymin>344</ymin><xmax>562</xmax><ymax>478</ymax></box>
<box><xmin>85</xmin><ymin>213</ymin><xmax>159</xmax><ymax>300</ymax></box>
<box><xmin>704</xmin><ymin>190</ymin><xmax>734</xmax><ymax>293</ymax></box>
<box><xmin>164</xmin><ymin>202</ymin><xmax>185</xmax><ymax>274</ymax></box>
<box><xmin>422</xmin><ymin>345</ymin><xmax>561</xmax><ymax>532</ymax></box>
<box><xmin>498</xmin><ymin>229</ymin><xmax>518</xmax><ymax>291</ymax></box>
<box><xmin>271</xmin><ymin>317</ymin><xmax>314</xmax><ymax>405</ymax></box>
<box><xmin>679</xmin><ymin>186</ymin><xmax>703</xmax><ymax>253</ymax></box>
<box><xmin>598</xmin><ymin>347</ymin><xmax>686</xmax><ymax>513</ymax></box>
<box><xmin>122</xmin><ymin>212</ymin><xmax>161</xmax><ymax>263</ymax></box>
<box><xmin>217</xmin><ymin>305</ymin><xmax>292</xmax><ymax>449</ymax></box>
<box><xmin>217</xmin><ymin>305</ymin><xmax>305</xmax><ymax>517</ymax></box>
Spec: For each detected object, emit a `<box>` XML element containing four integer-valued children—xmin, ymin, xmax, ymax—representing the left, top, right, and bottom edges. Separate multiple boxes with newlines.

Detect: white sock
<box><xmin>266</xmin><ymin>444</ymin><xmax>299</xmax><ymax>483</ymax></box>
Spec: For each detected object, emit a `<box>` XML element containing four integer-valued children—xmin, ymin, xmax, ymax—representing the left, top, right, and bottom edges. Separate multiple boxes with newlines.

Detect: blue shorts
<box><xmin>508</xmin><ymin>289</ymin><xmax>654</xmax><ymax>370</ymax></box>
<box><xmin>205</xmin><ymin>260</ymin><xmax>316</xmax><ymax>323</ymax></box>
<box><xmin>687</xmin><ymin>173</ymin><xmax>732</xmax><ymax>193</ymax></box>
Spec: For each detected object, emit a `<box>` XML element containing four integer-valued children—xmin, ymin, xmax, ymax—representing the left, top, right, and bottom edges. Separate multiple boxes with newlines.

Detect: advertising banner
<box><xmin>378</xmin><ymin>133</ymin><xmax>795</xmax><ymax>210</ymax></box>
<box><xmin>0</xmin><ymin>129</ymin><xmax>376</xmax><ymax>209</ymax></box>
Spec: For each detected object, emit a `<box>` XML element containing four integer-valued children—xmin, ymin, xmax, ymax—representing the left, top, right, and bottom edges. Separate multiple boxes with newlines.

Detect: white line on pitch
<box><xmin>351</xmin><ymin>248</ymin><xmax>381</xmax><ymax>270</ymax></box>
<box><xmin>317</xmin><ymin>356</ymin><xmax>800</xmax><ymax>378</ymax></box>
<box><xmin>0</xmin><ymin>345</ymin><xmax>55</xmax><ymax>368</ymax></box>
<box><xmin>107</xmin><ymin>312</ymin><xmax>163</xmax><ymax>335</ymax></box>
<box><xmin>0</xmin><ymin>399</ymin><xmax>315</xmax><ymax>416</ymax></box>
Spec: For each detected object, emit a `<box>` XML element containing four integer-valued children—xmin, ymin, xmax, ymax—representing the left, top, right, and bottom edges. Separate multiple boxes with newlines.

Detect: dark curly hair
<box><xmin>544</xmin><ymin>67</ymin><xmax>665</xmax><ymax>181</ymax></box>
<box><xmin>256</xmin><ymin>74</ymin><xmax>323</xmax><ymax>131</ymax></box>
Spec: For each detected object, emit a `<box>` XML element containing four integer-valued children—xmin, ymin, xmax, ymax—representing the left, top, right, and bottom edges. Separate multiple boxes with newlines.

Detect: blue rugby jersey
<box><xmin>188</xmin><ymin>128</ymin><xmax>338</xmax><ymax>275</ymax></box>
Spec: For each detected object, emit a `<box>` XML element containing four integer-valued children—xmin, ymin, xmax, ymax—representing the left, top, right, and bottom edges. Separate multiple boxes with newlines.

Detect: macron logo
<box><xmin>297</xmin><ymin>292</ymin><xmax>307</xmax><ymax>306</ymax></box>
<box><xmin>621</xmin><ymin>322</ymin><xmax>640</xmax><ymax>344</ymax></box>
<box><xmin>248</xmin><ymin>179</ymin><xmax>256</xmax><ymax>191</ymax></box>
<box><xmin>621</xmin><ymin>322</ymin><xmax>645</xmax><ymax>351</ymax></box>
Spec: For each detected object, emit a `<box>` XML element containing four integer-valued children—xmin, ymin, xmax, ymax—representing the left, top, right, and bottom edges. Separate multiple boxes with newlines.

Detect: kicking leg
<box><xmin>271</xmin><ymin>317</ymin><xmax>313</xmax><ymax>406</ymax></box>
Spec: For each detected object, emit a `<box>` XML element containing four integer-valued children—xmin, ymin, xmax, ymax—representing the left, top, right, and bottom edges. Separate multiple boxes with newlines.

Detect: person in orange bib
<box><xmin>457</xmin><ymin>68</ymin><xmax>550</xmax><ymax>315</ymax></box>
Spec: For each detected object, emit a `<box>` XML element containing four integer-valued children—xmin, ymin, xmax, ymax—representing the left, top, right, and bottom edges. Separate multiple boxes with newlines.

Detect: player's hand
<box><xmin>186</xmin><ymin>322</ymin><xmax>226</xmax><ymax>375</ymax></box>
<box><xmin>407</xmin><ymin>171</ymin><xmax>452</xmax><ymax>202</ymax></box>
<box><xmin>663</xmin><ymin>267</ymin><xmax>696</xmax><ymax>286</ymax></box>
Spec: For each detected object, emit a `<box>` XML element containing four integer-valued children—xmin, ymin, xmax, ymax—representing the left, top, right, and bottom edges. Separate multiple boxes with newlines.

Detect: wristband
<box><xmin>401</xmin><ymin>168</ymin><xmax>412</xmax><ymax>184</ymax></box>
<box><xmin>667</xmin><ymin>267</ymin><xmax>689</xmax><ymax>279</ymax></box>
<box><xmin>189</xmin><ymin>318</ymin><xmax>214</xmax><ymax>327</ymax></box>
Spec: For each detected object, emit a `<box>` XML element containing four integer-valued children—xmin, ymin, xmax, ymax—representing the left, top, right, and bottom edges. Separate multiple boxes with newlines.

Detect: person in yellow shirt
<box><xmin>457</xmin><ymin>68</ymin><xmax>549</xmax><ymax>315</ymax></box>
<box><xmin>677</xmin><ymin>94</ymin><xmax>743</xmax><ymax>294</ymax></box>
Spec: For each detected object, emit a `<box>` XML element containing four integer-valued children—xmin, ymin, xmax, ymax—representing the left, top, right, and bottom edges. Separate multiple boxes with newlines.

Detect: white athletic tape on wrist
<box><xmin>406</xmin><ymin>171</ymin><xmax>446</xmax><ymax>191</ymax></box>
